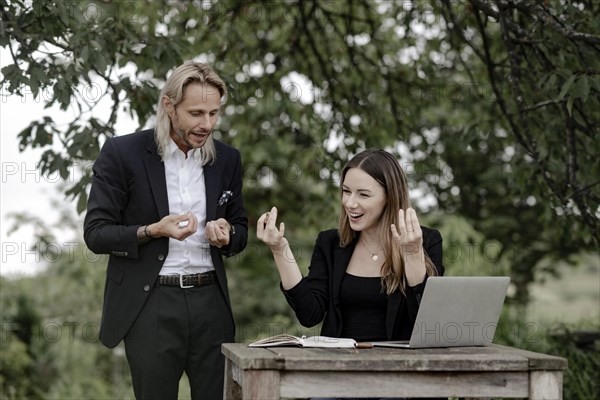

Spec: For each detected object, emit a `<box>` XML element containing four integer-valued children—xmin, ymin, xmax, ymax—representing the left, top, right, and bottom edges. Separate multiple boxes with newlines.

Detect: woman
<box><xmin>257</xmin><ymin>149</ymin><xmax>444</xmax><ymax>343</ymax></box>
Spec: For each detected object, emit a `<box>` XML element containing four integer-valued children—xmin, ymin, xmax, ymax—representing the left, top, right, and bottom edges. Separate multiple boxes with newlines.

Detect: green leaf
<box><xmin>571</xmin><ymin>75</ymin><xmax>590</xmax><ymax>101</ymax></box>
<box><xmin>81</xmin><ymin>45</ymin><xmax>90</xmax><ymax>62</ymax></box>
<box><xmin>589</xmin><ymin>76</ymin><xmax>600</xmax><ymax>92</ymax></box>
<box><xmin>566</xmin><ymin>95</ymin><xmax>575</xmax><ymax>116</ymax></box>
<box><xmin>76</xmin><ymin>191</ymin><xmax>88</xmax><ymax>214</ymax></box>
<box><xmin>557</xmin><ymin>74</ymin><xmax>577</xmax><ymax>100</ymax></box>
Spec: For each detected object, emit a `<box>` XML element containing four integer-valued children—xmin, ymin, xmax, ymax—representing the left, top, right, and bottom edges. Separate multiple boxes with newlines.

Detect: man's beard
<box><xmin>176</xmin><ymin>127</ymin><xmax>211</xmax><ymax>149</ymax></box>
<box><xmin>175</xmin><ymin>128</ymin><xmax>195</xmax><ymax>148</ymax></box>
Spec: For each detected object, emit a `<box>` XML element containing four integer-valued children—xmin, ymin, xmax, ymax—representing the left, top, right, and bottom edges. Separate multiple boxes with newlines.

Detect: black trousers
<box><xmin>123</xmin><ymin>282</ymin><xmax>234</xmax><ymax>400</ymax></box>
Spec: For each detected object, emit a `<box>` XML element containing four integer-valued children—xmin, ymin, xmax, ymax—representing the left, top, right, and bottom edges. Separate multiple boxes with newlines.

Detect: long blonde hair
<box><xmin>338</xmin><ymin>149</ymin><xmax>438</xmax><ymax>294</ymax></box>
<box><xmin>155</xmin><ymin>61</ymin><xmax>227</xmax><ymax>164</ymax></box>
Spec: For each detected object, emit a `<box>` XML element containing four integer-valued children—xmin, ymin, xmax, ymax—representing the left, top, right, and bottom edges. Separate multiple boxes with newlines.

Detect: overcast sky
<box><xmin>1</xmin><ymin>89</ymin><xmax>65</xmax><ymax>276</ymax></box>
<box><xmin>0</xmin><ymin>48</ymin><xmax>138</xmax><ymax>277</ymax></box>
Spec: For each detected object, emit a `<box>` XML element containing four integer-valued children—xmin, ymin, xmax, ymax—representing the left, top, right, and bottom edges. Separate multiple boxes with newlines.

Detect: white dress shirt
<box><xmin>159</xmin><ymin>139</ymin><xmax>215</xmax><ymax>275</ymax></box>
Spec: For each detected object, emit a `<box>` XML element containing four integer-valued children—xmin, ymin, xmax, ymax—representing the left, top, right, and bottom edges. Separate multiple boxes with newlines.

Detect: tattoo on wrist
<box><xmin>137</xmin><ymin>225</ymin><xmax>151</xmax><ymax>244</ymax></box>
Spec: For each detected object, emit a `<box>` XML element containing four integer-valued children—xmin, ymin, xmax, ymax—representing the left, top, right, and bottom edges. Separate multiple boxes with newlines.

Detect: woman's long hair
<box><xmin>338</xmin><ymin>149</ymin><xmax>438</xmax><ymax>294</ymax></box>
<box><xmin>154</xmin><ymin>61</ymin><xmax>227</xmax><ymax>164</ymax></box>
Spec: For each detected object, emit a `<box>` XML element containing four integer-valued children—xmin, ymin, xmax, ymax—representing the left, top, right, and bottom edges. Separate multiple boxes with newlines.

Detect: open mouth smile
<box><xmin>348</xmin><ymin>212</ymin><xmax>364</xmax><ymax>220</ymax></box>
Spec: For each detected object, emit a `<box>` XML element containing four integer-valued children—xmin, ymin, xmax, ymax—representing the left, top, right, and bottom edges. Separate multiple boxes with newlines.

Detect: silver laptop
<box><xmin>371</xmin><ymin>276</ymin><xmax>510</xmax><ymax>349</ymax></box>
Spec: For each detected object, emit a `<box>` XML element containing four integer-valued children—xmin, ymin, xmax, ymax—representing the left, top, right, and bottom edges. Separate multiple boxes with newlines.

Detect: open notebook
<box><xmin>371</xmin><ymin>276</ymin><xmax>510</xmax><ymax>349</ymax></box>
<box><xmin>248</xmin><ymin>334</ymin><xmax>357</xmax><ymax>348</ymax></box>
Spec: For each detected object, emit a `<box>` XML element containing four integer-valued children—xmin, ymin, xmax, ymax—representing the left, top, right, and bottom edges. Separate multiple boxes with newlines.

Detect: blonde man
<box><xmin>85</xmin><ymin>61</ymin><xmax>247</xmax><ymax>399</ymax></box>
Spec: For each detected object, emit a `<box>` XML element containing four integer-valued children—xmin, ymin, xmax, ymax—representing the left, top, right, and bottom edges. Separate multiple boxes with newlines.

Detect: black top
<box><xmin>340</xmin><ymin>273</ymin><xmax>387</xmax><ymax>341</ymax></box>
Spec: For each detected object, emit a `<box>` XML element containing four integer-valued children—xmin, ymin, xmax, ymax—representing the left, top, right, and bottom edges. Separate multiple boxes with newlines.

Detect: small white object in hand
<box><xmin>178</xmin><ymin>220</ymin><xmax>189</xmax><ymax>229</ymax></box>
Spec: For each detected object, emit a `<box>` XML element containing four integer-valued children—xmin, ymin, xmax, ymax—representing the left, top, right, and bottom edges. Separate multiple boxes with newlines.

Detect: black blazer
<box><xmin>84</xmin><ymin>129</ymin><xmax>248</xmax><ymax>348</ymax></box>
<box><xmin>283</xmin><ymin>227</ymin><xmax>443</xmax><ymax>340</ymax></box>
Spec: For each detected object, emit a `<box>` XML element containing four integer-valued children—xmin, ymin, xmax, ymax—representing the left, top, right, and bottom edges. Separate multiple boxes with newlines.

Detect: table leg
<box><xmin>529</xmin><ymin>371</ymin><xmax>563</xmax><ymax>400</ymax></box>
<box><xmin>241</xmin><ymin>370</ymin><xmax>280</xmax><ymax>400</ymax></box>
<box><xmin>223</xmin><ymin>358</ymin><xmax>241</xmax><ymax>400</ymax></box>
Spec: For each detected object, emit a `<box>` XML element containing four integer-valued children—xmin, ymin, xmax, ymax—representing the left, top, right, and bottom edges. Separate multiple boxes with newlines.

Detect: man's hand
<box><xmin>205</xmin><ymin>218</ymin><xmax>232</xmax><ymax>248</ymax></box>
<box><xmin>151</xmin><ymin>212</ymin><xmax>199</xmax><ymax>241</ymax></box>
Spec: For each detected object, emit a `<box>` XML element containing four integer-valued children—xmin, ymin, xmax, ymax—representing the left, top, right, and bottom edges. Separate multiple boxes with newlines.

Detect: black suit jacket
<box><xmin>84</xmin><ymin>129</ymin><xmax>247</xmax><ymax>348</ymax></box>
<box><xmin>282</xmin><ymin>227</ymin><xmax>444</xmax><ymax>340</ymax></box>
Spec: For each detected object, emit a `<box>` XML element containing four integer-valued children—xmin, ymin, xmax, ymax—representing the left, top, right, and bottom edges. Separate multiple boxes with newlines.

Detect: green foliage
<box><xmin>428</xmin><ymin>0</ymin><xmax>600</xmax><ymax>303</ymax></box>
<box><xmin>0</xmin><ymin>316</ymin><xmax>34</xmax><ymax>399</ymax></box>
<box><xmin>0</xmin><ymin>220</ymin><xmax>131</xmax><ymax>398</ymax></box>
<box><xmin>427</xmin><ymin>213</ymin><xmax>511</xmax><ymax>277</ymax></box>
<box><xmin>2</xmin><ymin>1</ymin><xmax>599</xmax><ymax>396</ymax></box>
<box><xmin>3</xmin><ymin>1</ymin><xmax>598</xmax><ymax>303</ymax></box>
<box><xmin>549</xmin><ymin>327</ymin><xmax>600</xmax><ymax>400</ymax></box>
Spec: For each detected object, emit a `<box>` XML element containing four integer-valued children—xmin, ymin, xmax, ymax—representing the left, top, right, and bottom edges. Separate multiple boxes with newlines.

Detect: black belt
<box><xmin>158</xmin><ymin>271</ymin><xmax>216</xmax><ymax>288</ymax></box>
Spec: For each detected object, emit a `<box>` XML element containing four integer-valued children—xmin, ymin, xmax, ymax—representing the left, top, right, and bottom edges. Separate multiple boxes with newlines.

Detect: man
<box><xmin>84</xmin><ymin>61</ymin><xmax>247</xmax><ymax>399</ymax></box>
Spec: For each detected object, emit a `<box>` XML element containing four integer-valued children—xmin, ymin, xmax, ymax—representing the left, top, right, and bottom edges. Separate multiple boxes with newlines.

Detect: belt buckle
<box><xmin>179</xmin><ymin>273</ymin><xmax>194</xmax><ymax>289</ymax></box>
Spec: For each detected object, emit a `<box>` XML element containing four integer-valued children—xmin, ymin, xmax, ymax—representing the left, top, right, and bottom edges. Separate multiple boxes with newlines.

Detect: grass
<box><xmin>526</xmin><ymin>258</ymin><xmax>599</xmax><ymax>326</ymax></box>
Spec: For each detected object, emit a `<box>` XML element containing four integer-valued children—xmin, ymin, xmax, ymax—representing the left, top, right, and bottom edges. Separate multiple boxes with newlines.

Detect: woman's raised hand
<box><xmin>256</xmin><ymin>206</ymin><xmax>302</xmax><ymax>289</ymax></box>
<box><xmin>391</xmin><ymin>207</ymin><xmax>424</xmax><ymax>264</ymax></box>
<box><xmin>257</xmin><ymin>206</ymin><xmax>286</xmax><ymax>250</ymax></box>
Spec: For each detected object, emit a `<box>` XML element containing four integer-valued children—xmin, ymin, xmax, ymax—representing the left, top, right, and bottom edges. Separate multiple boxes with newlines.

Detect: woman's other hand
<box><xmin>257</xmin><ymin>206</ymin><xmax>287</xmax><ymax>250</ymax></box>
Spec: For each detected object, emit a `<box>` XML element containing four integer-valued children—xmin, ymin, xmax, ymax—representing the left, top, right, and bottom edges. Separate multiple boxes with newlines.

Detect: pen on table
<box><xmin>356</xmin><ymin>342</ymin><xmax>374</xmax><ymax>349</ymax></box>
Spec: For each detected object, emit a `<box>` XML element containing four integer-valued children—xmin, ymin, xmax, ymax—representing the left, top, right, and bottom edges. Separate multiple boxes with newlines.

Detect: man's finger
<box><xmin>207</xmin><ymin>222</ymin><xmax>218</xmax><ymax>241</ymax></box>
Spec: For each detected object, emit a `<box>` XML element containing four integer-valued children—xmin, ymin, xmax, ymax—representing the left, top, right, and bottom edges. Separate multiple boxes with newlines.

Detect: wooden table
<box><xmin>222</xmin><ymin>343</ymin><xmax>567</xmax><ymax>399</ymax></box>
